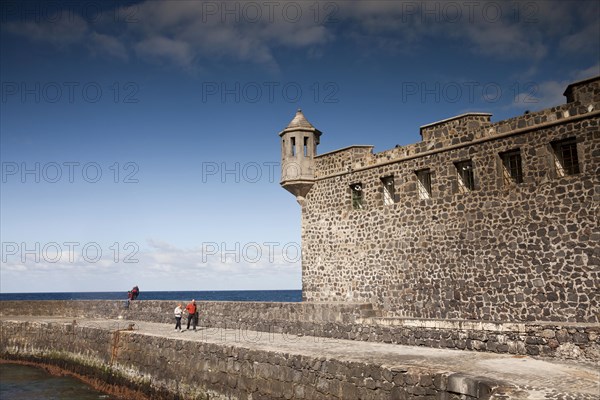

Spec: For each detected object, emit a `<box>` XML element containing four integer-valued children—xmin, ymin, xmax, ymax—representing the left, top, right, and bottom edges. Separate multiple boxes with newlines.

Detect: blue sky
<box><xmin>1</xmin><ymin>0</ymin><xmax>598</xmax><ymax>293</ymax></box>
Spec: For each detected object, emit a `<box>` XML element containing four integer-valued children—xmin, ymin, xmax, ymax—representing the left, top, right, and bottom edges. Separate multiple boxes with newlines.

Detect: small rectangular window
<box><xmin>291</xmin><ymin>137</ymin><xmax>296</xmax><ymax>156</ymax></box>
<box><xmin>552</xmin><ymin>138</ymin><xmax>580</xmax><ymax>176</ymax></box>
<box><xmin>381</xmin><ymin>176</ymin><xmax>395</xmax><ymax>205</ymax></box>
<box><xmin>303</xmin><ymin>137</ymin><xmax>308</xmax><ymax>157</ymax></box>
<box><xmin>416</xmin><ymin>169</ymin><xmax>432</xmax><ymax>199</ymax></box>
<box><xmin>455</xmin><ymin>160</ymin><xmax>475</xmax><ymax>192</ymax></box>
<box><xmin>500</xmin><ymin>150</ymin><xmax>523</xmax><ymax>185</ymax></box>
<box><xmin>351</xmin><ymin>183</ymin><xmax>364</xmax><ymax>210</ymax></box>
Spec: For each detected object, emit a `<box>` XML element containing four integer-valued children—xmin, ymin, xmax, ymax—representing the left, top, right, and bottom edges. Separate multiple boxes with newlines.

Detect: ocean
<box><xmin>0</xmin><ymin>290</ymin><xmax>301</xmax><ymax>398</ymax></box>
<box><xmin>0</xmin><ymin>364</ymin><xmax>118</xmax><ymax>400</ymax></box>
<box><xmin>0</xmin><ymin>289</ymin><xmax>302</xmax><ymax>302</ymax></box>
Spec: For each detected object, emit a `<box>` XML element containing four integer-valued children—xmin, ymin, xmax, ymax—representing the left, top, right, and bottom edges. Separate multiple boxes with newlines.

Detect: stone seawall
<box><xmin>1</xmin><ymin>318</ymin><xmax>511</xmax><ymax>400</ymax></box>
<box><xmin>2</xmin><ymin>300</ymin><xmax>598</xmax><ymax>361</ymax></box>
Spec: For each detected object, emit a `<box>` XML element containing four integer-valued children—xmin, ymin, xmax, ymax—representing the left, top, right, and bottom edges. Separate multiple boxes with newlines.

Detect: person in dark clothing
<box><xmin>131</xmin><ymin>286</ymin><xmax>140</xmax><ymax>300</ymax></box>
<box><xmin>185</xmin><ymin>299</ymin><xmax>197</xmax><ymax>330</ymax></box>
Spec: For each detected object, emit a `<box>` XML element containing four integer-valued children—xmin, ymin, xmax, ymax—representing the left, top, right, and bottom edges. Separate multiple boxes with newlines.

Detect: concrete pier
<box><xmin>1</xmin><ymin>316</ymin><xmax>598</xmax><ymax>399</ymax></box>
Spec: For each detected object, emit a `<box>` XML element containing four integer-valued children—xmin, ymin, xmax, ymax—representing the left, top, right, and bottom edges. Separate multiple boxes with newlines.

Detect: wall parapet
<box><xmin>313</xmin><ymin>76</ymin><xmax>599</xmax><ymax>178</ymax></box>
<box><xmin>2</xmin><ymin>300</ymin><xmax>598</xmax><ymax>361</ymax></box>
<box><xmin>564</xmin><ymin>75</ymin><xmax>600</xmax><ymax>104</ymax></box>
<box><xmin>419</xmin><ymin>112</ymin><xmax>492</xmax><ymax>144</ymax></box>
<box><xmin>1</xmin><ymin>318</ymin><xmax>520</xmax><ymax>400</ymax></box>
<box><xmin>315</xmin><ymin>105</ymin><xmax>599</xmax><ymax>179</ymax></box>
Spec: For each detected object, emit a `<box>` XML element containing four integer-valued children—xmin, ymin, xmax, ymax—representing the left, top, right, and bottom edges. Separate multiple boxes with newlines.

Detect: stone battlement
<box><xmin>314</xmin><ymin>76</ymin><xmax>599</xmax><ymax>178</ymax></box>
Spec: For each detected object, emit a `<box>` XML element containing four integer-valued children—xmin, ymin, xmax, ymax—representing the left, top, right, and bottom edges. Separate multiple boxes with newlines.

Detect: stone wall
<box><xmin>302</xmin><ymin>77</ymin><xmax>600</xmax><ymax>324</ymax></box>
<box><xmin>2</xmin><ymin>300</ymin><xmax>598</xmax><ymax>361</ymax></box>
<box><xmin>0</xmin><ymin>318</ymin><xmax>503</xmax><ymax>400</ymax></box>
<box><xmin>0</xmin><ymin>300</ymin><xmax>371</xmax><ymax>323</ymax></box>
<box><xmin>419</xmin><ymin>113</ymin><xmax>492</xmax><ymax>145</ymax></box>
<box><xmin>315</xmin><ymin>146</ymin><xmax>374</xmax><ymax>178</ymax></box>
<box><xmin>564</xmin><ymin>76</ymin><xmax>600</xmax><ymax>104</ymax></box>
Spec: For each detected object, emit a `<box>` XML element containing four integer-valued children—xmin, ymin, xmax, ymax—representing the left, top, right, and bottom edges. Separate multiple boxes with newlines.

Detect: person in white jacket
<box><xmin>174</xmin><ymin>304</ymin><xmax>183</xmax><ymax>332</ymax></box>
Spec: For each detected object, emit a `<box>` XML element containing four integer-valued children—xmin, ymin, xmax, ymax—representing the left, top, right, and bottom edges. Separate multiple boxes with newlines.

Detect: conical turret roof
<box><xmin>279</xmin><ymin>109</ymin><xmax>322</xmax><ymax>136</ymax></box>
<box><xmin>286</xmin><ymin>109</ymin><xmax>315</xmax><ymax>129</ymax></box>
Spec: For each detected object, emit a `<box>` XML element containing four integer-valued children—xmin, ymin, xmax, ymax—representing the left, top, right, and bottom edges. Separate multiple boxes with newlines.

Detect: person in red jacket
<box><xmin>185</xmin><ymin>299</ymin><xmax>197</xmax><ymax>330</ymax></box>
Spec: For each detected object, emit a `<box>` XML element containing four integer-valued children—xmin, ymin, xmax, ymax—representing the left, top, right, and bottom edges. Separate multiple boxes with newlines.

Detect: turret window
<box><xmin>304</xmin><ymin>137</ymin><xmax>309</xmax><ymax>157</ymax></box>
<box><xmin>351</xmin><ymin>183</ymin><xmax>364</xmax><ymax>210</ymax></box>
<box><xmin>291</xmin><ymin>137</ymin><xmax>296</xmax><ymax>156</ymax></box>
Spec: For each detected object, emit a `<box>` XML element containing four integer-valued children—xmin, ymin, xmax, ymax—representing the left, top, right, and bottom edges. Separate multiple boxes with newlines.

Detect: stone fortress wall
<box><xmin>295</xmin><ymin>77</ymin><xmax>600</xmax><ymax>323</ymax></box>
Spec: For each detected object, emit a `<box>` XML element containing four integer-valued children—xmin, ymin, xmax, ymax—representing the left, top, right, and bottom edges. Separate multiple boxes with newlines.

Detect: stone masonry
<box><xmin>0</xmin><ymin>318</ymin><xmax>502</xmax><ymax>400</ymax></box>
<box><xmin>279</xmin><ymin>76</ymin><xmax>600</xmax><ymax>324</ymax></box>
<box><xmin>2</xmin><ymin>316</ymin><xmax>599</xmax><ymax>399</ymax></box>
<box><xmin>2</xmin><ymin>300</ymin><xmax>598</xmax><ymax>361</ymax></box>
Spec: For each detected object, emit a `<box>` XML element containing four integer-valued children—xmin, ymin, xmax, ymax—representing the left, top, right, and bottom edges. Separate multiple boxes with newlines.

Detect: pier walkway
<box><xmin>2</xmin><ymin>316</ymin><xmax>598</xmax><ymax>399</ymax></box>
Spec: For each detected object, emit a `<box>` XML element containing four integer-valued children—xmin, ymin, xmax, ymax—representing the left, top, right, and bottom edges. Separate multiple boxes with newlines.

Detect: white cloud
<box><xmin>89</xmin><ymin>32</ymin><xmax>128</xmax><ymax>61</ymax></box>
<box><xmin>573</xmin><ymin>63</ymin><xmax>600</xmax><ymax>81</ymax></box>
<box><xmin>509</xmin><ymin>64</ymin><xmax>600</xmax><ymax>111</ymax></box>
<box><xmin>135</xmin><ymin>36</ymin><xmax>194</xmax><ymax>68</ymax></box>
<box><xmin>510</xmin><ymin>79</ymin><xmax>568</xmax><ymax>111</ymax></box>
<box><xmin>463</xmin><ymin>22</ymin><xmax>547</xmax><ymax>60</ymax></box>
<box><xmin>1</xmin><ymin>0</ymin><xmax>334</xmax><ymax>71</ymax></box>
<box><xmin>4</xmin><ymin>13</ymin><xmax>88</xmax><ymax>47</ymax></box>
<box><xmin>120</xmin><ymin>0</ymin><xmax>332</xmax><ymax>70</ymax></box>
<box><xmin>2</xmin><ymin>10</ymin><xmax>128</xmax><ymax>62</ymax></box>
<box><xmin>557</xmin><ymin>1</ymin><xmax>600</xmax><ymax>55</ymax></box>
<box><xmin>2</xmin><ymin>0</ymin><xmax>596</xmax><ymax>70</ymax></box>
<box><xmin>147</xmin><ymin>238</ymin><xmax>177</xmax><ymax>251</ymax></box>
<box><xmin>1</xmin><ymin>238</ymin><xmax>301</xmax><ymax>292</ymax></box>
<box><xmin>336</xmin><ymin>0</ymin><xmax>596</xmax><ymax>61</ymax></box>
<box><xmin>559</xmin><ymin>21</ymin><xmax>600</xmax><ymax>55</ymax></box>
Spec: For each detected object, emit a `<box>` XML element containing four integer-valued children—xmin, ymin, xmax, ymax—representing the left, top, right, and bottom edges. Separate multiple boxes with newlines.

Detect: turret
<box><xmin>279</xmin><ymin>109</ymin><xmax>322</xmax><ymax>204</ymax></box>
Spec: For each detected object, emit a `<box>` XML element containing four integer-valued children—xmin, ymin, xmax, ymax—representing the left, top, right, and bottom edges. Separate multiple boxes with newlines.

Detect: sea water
<box><xmin>0</xmin><ymin>364</ymin><xmax>119</xmax><ymax>399</ymax></box>
<box><xmin>0</xmin><ymin>289</ymin><xmax>302</xmax><ymax>302</ymax></box>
